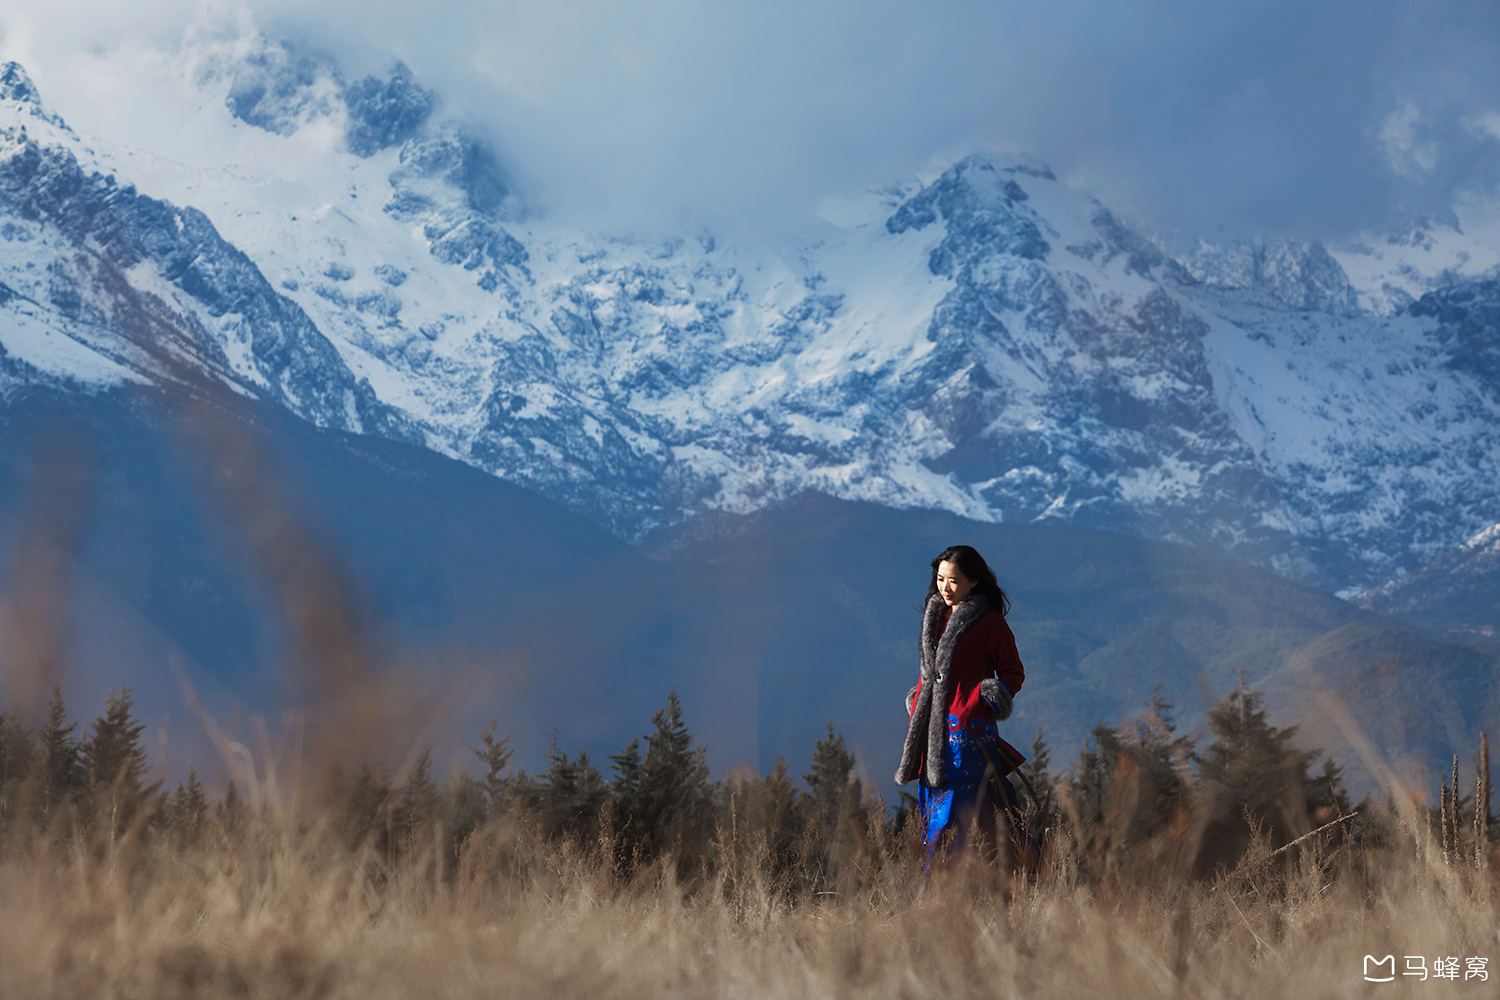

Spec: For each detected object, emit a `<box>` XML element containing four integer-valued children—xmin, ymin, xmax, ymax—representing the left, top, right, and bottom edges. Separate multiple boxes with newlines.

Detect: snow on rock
<box><xmin>1182</xmin><ymin>238</ymin><xmax>1360</xmax><ymax>315</ymax></box>
<box><xmin>1330</xmin><ymin>203</ymin><xmax>1500</xmax><ymax>316</ymax></box>
<box><xmin>2</xmin><ymin>44</ymin><xmax>1499</xmax><ymax>594</ymax></box>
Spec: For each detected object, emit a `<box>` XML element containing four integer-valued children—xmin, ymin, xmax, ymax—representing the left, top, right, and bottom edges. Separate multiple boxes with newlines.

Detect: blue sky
<box><xmin>3</xmin><ymin>0</ymin><xmax>1499</xmax><ymax>241</ymax></box>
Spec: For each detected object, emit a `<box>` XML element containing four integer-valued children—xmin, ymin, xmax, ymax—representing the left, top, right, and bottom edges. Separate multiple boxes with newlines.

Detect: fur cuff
<box><xmin>905</xmin><ymin>685</ymin><xmax>919</xmax><ymax>715</ymax></box>
<box><xmin>980</xmin><ymin>678</ymin><xmax>1013</xmax><ymax>720</ymax></box>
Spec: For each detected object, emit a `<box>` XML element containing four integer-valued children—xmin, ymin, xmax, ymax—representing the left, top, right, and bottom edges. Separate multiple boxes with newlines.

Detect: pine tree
<box><xmin>340</xmin><ymin>763</ymin><xmax>395</xmax><ymax>858</ymax></box>
<box><xmin>81</xmin><ymin>688</ymin><xmax>158</xmax><ymax>835</ymax></box>
<box><xmin>755</xmin><ymin>756</ymin><xmax>802</xmax><ymax>865</ymax></box>
<box><xmin>804</xmin><ymin>722</ymin><xmax>863</xmax><ymax>849</ymax></box>
<box><xmin>397</xmin><ymin>749</ymin><xmax>439</xmax><ymax>855</ymax></box>
<box><xmin>168</xmin><ymin>765</ymin><xmax>209</xmax><ymax>847</ymax></box>
<box><xmin>37</xmin><ymin>684</ymin><xmax>82</xmax><ymax>815</ymax></box>
<box><xmin>801</xmin><ymin>723</ymin><xmax>867</xmax><ymax>880</ymax></box>
<box><xmin>634</xmin><ymin>691</ymin><xmax>713</xmax><ymax>861</ymax></box>
<box><xmin>1199</xmin><ymin>684</ymin><xmax>1316</xmax><ymax>836</ymax></box>
<box><xmin>719</xmin><ymin>757</ymin><xmax>804</xmax><ymax>893</ymax></box>
<box><xmin>609</xmin><ymin>739</ymin><xmax>642</xmax><ymax>796</ymax></box>
<box><xmin>0</xmin><ymin>708</ymin><xmax>33</xmax><ymax>784</ymax></box>
<box><xmin>0</xmin><ymin>707</ymin><xmax>35</xmax><ymax>829</ymax></box>
<box><xmin>1070</xmin><ymin>721</ymin><xmax>1125</xmax><ymax>831</ymax></box>
<box><xmin>804</xmin><ymin>723</ymin><xmax>857</xmax><ymax>824</ymax></box>
<box><xmin>891</xmin><ymin>790</ymin><xmax>920</xmax><ymax>836</ymax></box>
<box><xmin>471</xmin><ymin>719</ymin><xmax>514</xmax><ymax>817</ymax></box>
<box><xmin>1193</xmin><ymin>682</ymin><xmax>1339</xmax><ymax>874</ymax></box>
<box><xmin>1061</xmin><ymin>721</ymin><xmax>1131</xmax><ymax>875</ymax></box>
<box><xmin>1125</xmin><ymin>693</ymin><xmax>1197</xmax><ymax>836</ymax></box>
<box><xmin>1063</xmin><ymin>697</ymin><xmax>1201</xmax><ymax>872</ymax></box>
<box><xmin>1018</xmin><ymin>728</ymin><xmax>1057</xmax><ymax>840</ymax></box>
<box><xmin>607</xmin><ymin>737</ymin><xmax>645</xmax><ymax>856</ymax></box>
<box><xmin>1306</xmin><ymin>756</ymin><xmax>1354</xmax><ymax>820</ymax></box>
<box><xmin>216</xmin><ymin>780</ymin><xmax>245</xmax><ymax>834</ymax></box>
<box><xmin>537</xmin><ymin>736</ymin><xmax>608</xmax><ymax>840</ymax></box>
<box><xmin>441</xmin><ymin>770</ymin><xmax>490</xmax><ymax>868</ymax></box>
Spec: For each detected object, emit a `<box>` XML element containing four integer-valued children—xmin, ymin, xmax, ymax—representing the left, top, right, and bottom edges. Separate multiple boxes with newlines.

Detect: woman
<box><xmin>895</xmin><ymin>544</ymin><xmax>1029</xmax><ymax>870</ymax></box>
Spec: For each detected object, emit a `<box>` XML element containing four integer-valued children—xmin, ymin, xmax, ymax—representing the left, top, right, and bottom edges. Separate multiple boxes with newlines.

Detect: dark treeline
<box><xmin>1032</xmin><ymin>686</ymin><xmax>1361</xmax><ymax>878</ymax></box>
<box><xmin>0</xmin><ymin>687</ymin><xmax>880</xmax><ymax>891</ymax></box>
<box><xmin>0</xmin><ymin>683</ymin><xmax>1492</xmax><ymax>885</ymax></box>
<box><xmin>317</xmin><ymin>692</ymin><xmax>880</xmax><ymax>893</ymax></box>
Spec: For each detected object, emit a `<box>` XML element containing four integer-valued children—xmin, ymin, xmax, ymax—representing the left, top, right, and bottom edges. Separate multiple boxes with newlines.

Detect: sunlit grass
<box><xmin>0</xmin><ymin>792</ymin><xmax>1495</xmax><ymax>999</ymax></box>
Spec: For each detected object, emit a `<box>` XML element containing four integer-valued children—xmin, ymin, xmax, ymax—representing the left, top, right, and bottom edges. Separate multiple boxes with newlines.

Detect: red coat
<box><xmin>913</xmin><ymin>606</ymin><xmax>1025</xmax><ymax>732</ymax></box>
<box><xmin>896</xmin><ymin>600</ymin><xmax>1027</xmax><ymax>785</ymax></box>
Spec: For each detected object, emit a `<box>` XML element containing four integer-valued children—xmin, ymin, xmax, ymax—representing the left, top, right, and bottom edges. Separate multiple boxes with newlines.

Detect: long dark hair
<box><xmin>926</xmin><ymin>545</ymin><xmax>1011</xmax><ymax>616</ymax></box>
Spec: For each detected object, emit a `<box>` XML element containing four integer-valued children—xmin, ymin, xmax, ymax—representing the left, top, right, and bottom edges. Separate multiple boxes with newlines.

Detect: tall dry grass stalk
<box><xmin>1478</xmin><ymin>733</ymin><xmax>1491</xmax><ymax>873</ymax></box>
<box><xmin>1</xmin><ymin>786</ymin><xmax>1496</xmax><ymax>999</ymax></box>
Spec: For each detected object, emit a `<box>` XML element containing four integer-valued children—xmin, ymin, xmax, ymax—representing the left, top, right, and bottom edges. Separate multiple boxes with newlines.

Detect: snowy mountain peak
<box><xmin>220</xmin><ymin>39</ymin><xmax>344</xmax><ymax>137</ymax></box>
<box><xmin>0</xmin><ymin>62</ymin><xmax>67</xmax><ymax>130</ymax></box>
<box><xmin>887</xmin><ymin>154</ymin><xmax>1051</xmax><ymax>266</ymax></box>
<box><xmin>195</xmin><ymin>33</ymin><xmax>518</xmax><ymax>229</ymax></box>
<box><xmin>1460</xmin><ymin>522</ymin><xmax>1500</xmax><ymax>553</ymax></box>
<box><xmin>216</xmin><ymin>36</ymin><xmax>437</xmax><ymax>159</ymax></box>
<box><xmin>2</xmin><ymin>48</ymin><xmax>1498</xmax><ymax>595</ymax></box>
<box><xmin>340</xmin><ymin>62</ymin><xmax>439</xmax><ymax>159</ymax></box>
<box><xmin>0</xmin><ymin>62</ymin><xmax>40</xmax><ymax>107</ymax></box>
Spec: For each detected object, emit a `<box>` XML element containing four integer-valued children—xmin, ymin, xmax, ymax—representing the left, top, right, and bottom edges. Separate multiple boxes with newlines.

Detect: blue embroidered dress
<box><xmin>918</xmin><ymin>708</ymin><xmax>1022</xmax><ymax>865</ymax></box>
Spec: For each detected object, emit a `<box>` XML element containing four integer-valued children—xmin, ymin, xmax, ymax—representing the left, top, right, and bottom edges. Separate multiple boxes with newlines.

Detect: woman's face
<box><xmin>935</xmin><ymin>560</ymin><xmax>976</xmax><ymax>607</ymax></box>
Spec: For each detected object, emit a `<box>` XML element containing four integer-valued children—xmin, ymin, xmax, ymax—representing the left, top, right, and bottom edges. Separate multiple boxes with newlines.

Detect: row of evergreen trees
<box><xmin>325</xmin><ymin>693</ymin><xmax>872</xmax><ymax>885</ymax></box>
<box><xmin>0</xmin><ymin>685</ymin><xmax>213</xmax><ymax>843</ymax></box>
<box><xmin>2</xmin><ymin>681</ymin><xmax>1488</xmax><ymax>880</ymax></box>
<box><xmin>1026</xmin><ymin>687</ymin><xmax>1361</xmax><ymax>877</ymax></box>
<box><xmin>0</xmin><ymin>687</ymin><xmax>870</xmax><ymax>879</ymax></box>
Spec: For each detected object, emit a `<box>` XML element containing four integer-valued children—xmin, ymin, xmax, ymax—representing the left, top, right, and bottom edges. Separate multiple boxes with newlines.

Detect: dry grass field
<box><xmin>0</xmin><ymin>789</ymin><xmax>1495</xmax><ymax>1000</ymax></box>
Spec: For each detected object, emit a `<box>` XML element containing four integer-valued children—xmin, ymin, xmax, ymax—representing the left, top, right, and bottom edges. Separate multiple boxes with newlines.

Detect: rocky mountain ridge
<box><xmin>2</xmin><ymin>47</ymin><xmax>1499</xmax><ymax>594</ymax></box>
<box><xmin>1356</xmin><ymin>519</ymin><xmax>1500</xmax><ymax>641</ymax></box>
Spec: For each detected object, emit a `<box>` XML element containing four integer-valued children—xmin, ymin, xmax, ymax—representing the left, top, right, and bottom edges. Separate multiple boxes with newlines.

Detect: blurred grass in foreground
<box><xmin>0</xmin><ymin>755</ymin><xmax>1495</xmax><ymax>999</ymax></box>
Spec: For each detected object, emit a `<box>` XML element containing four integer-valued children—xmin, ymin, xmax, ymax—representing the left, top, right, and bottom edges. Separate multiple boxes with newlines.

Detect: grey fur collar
<box><xmin>895</xmin><ymin>593</ymin><xmax>990</xmax><ymax>786</ymax></box>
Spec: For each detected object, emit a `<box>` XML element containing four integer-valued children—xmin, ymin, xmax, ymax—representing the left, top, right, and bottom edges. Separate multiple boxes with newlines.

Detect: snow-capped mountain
<box><xmin>3</xmin><ymin>40</ymin><xmax>1499</xmax><ymax>595</ymax></box>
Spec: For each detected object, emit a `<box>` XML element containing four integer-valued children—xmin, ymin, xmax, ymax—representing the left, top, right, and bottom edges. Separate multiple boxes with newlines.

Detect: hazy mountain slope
<box><xmin>1354</xmin><ymin>521</ymin><xmax>1500</xmax><ymax>643</ymax></box>
<box><xmin>0</xmin><ymin>385</ymin><xmax>653</xmax><ymax>764</ymax></box>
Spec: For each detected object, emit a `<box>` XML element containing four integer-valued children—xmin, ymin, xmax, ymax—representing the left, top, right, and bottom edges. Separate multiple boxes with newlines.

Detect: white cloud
<box><xmin>3</xmin><ymin>0</ymin><xmax>1500</xmax><ymax>240</ymax></box>
<box><xmin>1466</xmin><ymin>109</ymin><xmax>1500</xmax><ymax>142</ymax></box>
<box><xmin>1381</xmin><ymin>103</ymin><xmax>1442</xmax><ymax>180</ymax></box>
